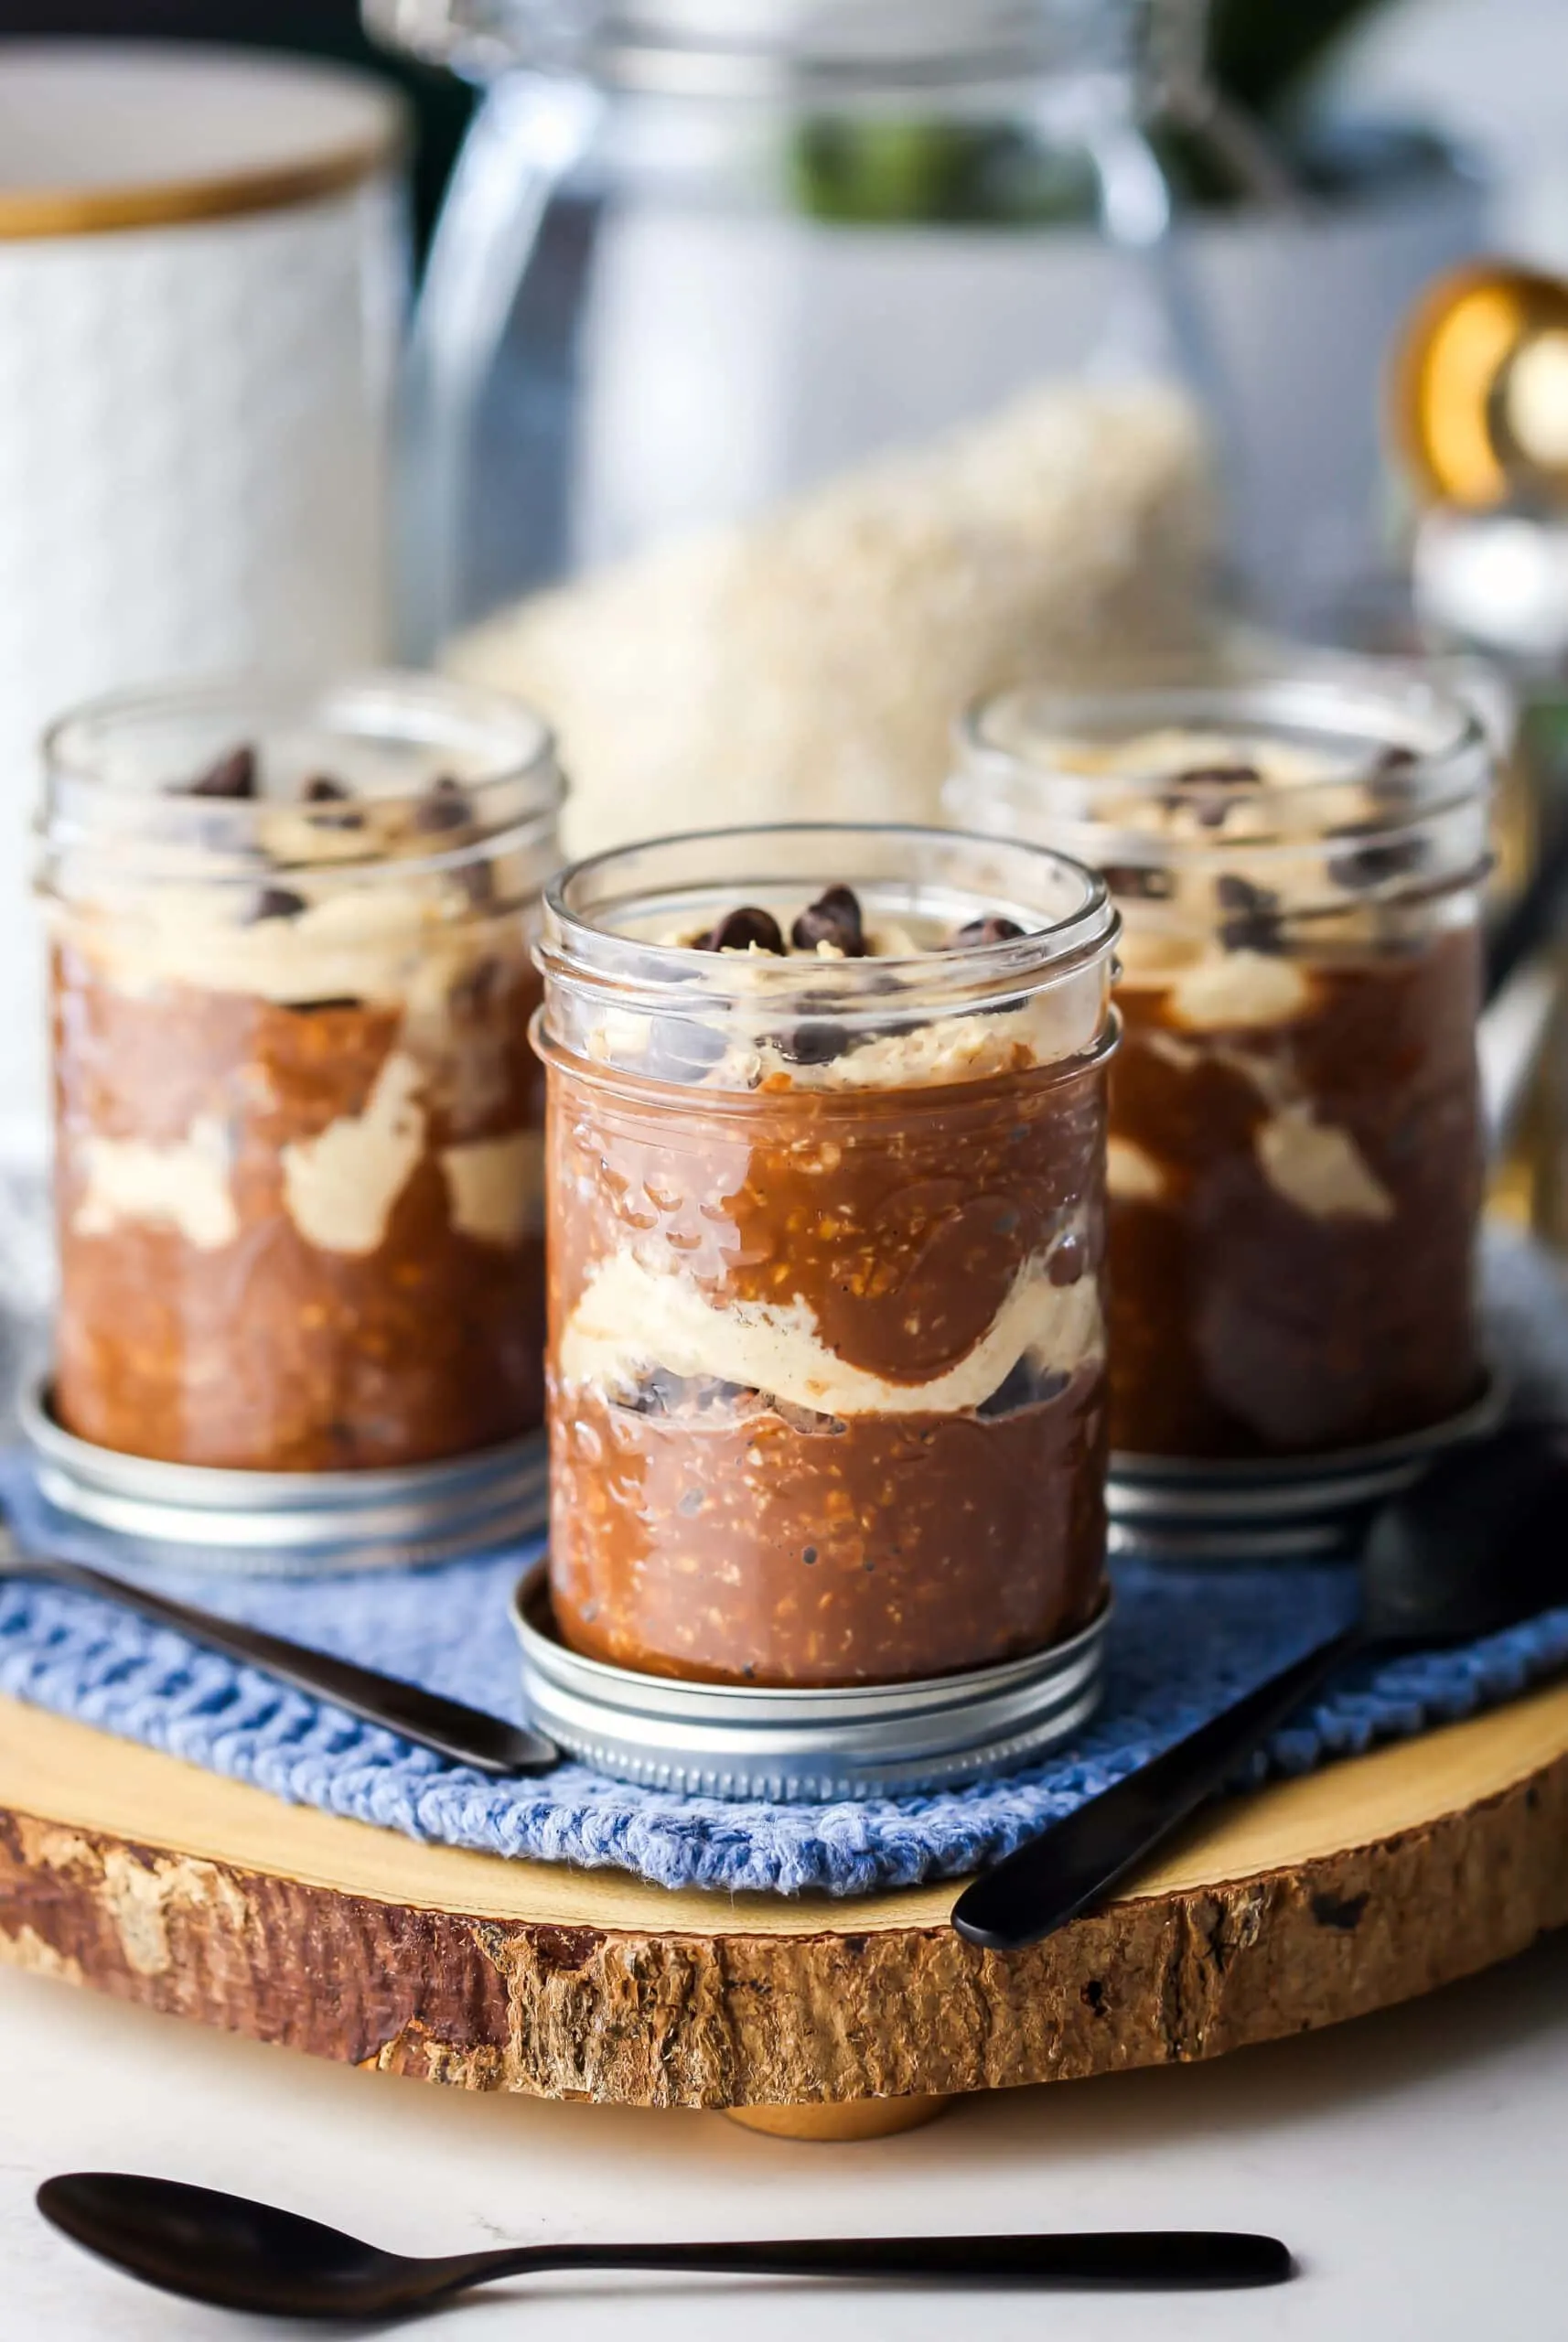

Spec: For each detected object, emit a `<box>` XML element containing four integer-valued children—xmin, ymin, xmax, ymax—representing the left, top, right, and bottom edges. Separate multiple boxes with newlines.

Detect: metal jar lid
<box><xmin>1108</xmin><ymin>1372</ymin><xmax>1506</xmax><ymax>1566</ymax></box>
<box><xmin>20</xmin><ymin>1378</ymin><xmax>548</xmax><ymax>1575</ymax></box>
<box><xmin>510</xmin><ymin>1562</ymin><xmax>1109</xmax><ymax>1802</ymax></box>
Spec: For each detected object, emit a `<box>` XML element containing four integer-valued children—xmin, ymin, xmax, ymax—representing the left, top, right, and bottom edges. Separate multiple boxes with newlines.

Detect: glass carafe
<box><xmin>376</xmin><ymin>0</ymin><xmax>1240</xmax><ymax>854</ymax></box>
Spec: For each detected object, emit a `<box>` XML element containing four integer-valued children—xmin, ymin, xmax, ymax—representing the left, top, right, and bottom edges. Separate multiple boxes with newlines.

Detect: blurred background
<box><xmin>3</xmin><ymin>0</ymin><xmax>1568</xmax><ymax>1249</ymax></box>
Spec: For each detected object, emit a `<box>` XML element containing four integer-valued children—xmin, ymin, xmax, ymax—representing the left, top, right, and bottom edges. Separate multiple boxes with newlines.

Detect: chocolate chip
<box><xmin>451</xmin><ymin>957</ymin><xmax>504</xmax><ymax>1019</ymax></box>
<box><xmin>245</xmin><ymin>885</ymin><xmax>306</xmax><ymax>923</ymax></box>
<box><xmin>1366</xmin><ymin>743</ymin><xmax>1424</xmax><ymax>815</ymax></box>
<box><xmin>1102</xmin><ymin>863</ymin><xmax>1175</xmax><ymax>901</ymax></box>
<box><xmin>1174</xmin><ymin>763</ymin><xmax>1259</xmax><ymax>790</ymax></box>
<box><xmin>290</xmin><ymin>996</ymin><xmax>362</xmax><ymax>1015</ymax></box>
<box><xmin>695</xmin><ymin>906</ymin><xmax>786</xmax><ymax>955</ymax></box>
<box><xmin>459</xmin><ymin>858</ymin><xmax>497</xmax><ymax>908</ymax></box>
<box><xmin>1215</xmin><ymin>872</ymin><xmax>1284</xmax><ymax>954</ymax></box>
<box><xmin>1326</xmin><ymin>832</ymin><xmax>1429</xmax><ymax>893</ymax></box>
<box><xmin>776</xmin><ymin>1019</ymin><xmax>852</xmax><ymax>1066</ymax></box>
<box><xmin>945</xmin><ymin>915</ymin><xmax>1026</xmax><ymax>949</ymax></box>
<box><xmin>413</xmin><ymin>774</ymin><xmax>473</xmax><ymax>833</ymax></box>
<box><xmin>1164</xmin><ymin>764</ymin><xmax>1259</xmax><ymax>830</ymax></box>
<box><xmin>790</xmin><ymin>884</ymin><xmax>867</xmax><ymax>957</ymax></box>
<box><xmin>303</xmin><ymin>774</ymin><xmax>364</xmax><ymax>831</ymax></box>
<box><xmin>182</xmin><ymin>746</ymin><xmax>256</xmax><ymax>800</ymax></box>
<box><xmin>1048</xmin><ymin>1233</ymin><xmax>1086</xmax><ymax>1286</ymax></box>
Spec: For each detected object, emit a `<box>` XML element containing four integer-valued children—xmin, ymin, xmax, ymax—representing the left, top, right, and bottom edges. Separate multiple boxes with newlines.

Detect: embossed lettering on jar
<box><xmin>951</xmin><ymin>671</ymin><xmax>1494</xmax><ymax>1460</ymax></box>
<box><xmin>41</xmin><ymin>673</ymin><xmax>563</xmax><ymax>1470</ymax></box>
<box><xmin>535</xmin><ymin>824</ymin><xmax>1120</xmax><ymax>1687</ymax></box>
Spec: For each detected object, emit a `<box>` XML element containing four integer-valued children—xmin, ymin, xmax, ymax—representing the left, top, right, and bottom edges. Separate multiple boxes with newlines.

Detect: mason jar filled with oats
<box><xmin>951</xmin><ymin>669</ymin><xmax>1493</xmax><ymax>1461</ymax></box>
<box><xmin>535</xmin><ymin>822</ymin><xmax>1120</xmax><ymax>1686</ymax></box>
<box><xmin>41</xmin><ymin>671</ymin><xmax>562</xmax><ymax>1470</ymax></box>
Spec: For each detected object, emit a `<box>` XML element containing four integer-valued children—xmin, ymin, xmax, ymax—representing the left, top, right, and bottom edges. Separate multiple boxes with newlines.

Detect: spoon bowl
<box><xmin>38</xmin><ymin>2174</ymin><xmax>427</xmax><ymax>2319</ymax></box>
<box><xmin>1362</xmin><ymin>1421</ymin><xmax>1568</xmax><ymax>1645</ymax></box>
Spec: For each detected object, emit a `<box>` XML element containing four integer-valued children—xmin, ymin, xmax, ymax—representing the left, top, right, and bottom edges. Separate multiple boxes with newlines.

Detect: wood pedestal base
<box><xmin>725</xmin><ymin>2096</ymin><xmax>952</xmax><ymax>2142</ymax></box>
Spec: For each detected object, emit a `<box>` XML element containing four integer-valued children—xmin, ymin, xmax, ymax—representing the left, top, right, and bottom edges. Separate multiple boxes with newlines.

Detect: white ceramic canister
<box><xmin>0</xmin><ymin>43</ymin><xmax>409</xmax><ymax>1160</ymax></box>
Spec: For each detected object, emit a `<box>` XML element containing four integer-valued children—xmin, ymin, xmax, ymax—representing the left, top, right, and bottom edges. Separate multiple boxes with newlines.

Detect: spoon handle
<box><xmin>6</xmin><ymin>1543</ymin><xmax>558</xmax><ymax>1778</ymax></box>
<box><xmin>951</xmin><ymin>1627</ymin><xmax>1362</xmax><ymax>1952</ymax></box>
<box><xmin>504</xmin><ymin>2231</ymin><xmax>1293</xmax><ymax>2289</ymax></box>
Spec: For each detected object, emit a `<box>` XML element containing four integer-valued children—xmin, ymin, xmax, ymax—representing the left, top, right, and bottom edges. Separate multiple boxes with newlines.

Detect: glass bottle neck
<box><xmin>374</xmin><ymin>0</ymin><xmax>1202</xmax><ymax>103</ymax></box>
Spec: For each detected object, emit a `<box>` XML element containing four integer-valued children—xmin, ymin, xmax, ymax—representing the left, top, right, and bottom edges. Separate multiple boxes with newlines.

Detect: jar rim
<box><xmin>44</xmin><ymin>667</ymin><xmax>559</xmax><ymax>800</ymax></box>
<box><xmin>538</xmin><ymin>821</ymin><xmax>1118</xmax><ymax>1098</ymax></box>
<box><xmin>39</xmin><ymin>668</ymin><xmax>564</xmax><ymax>891</ymax></box>
<box><xmin>371</xmin><ymin>0</ymin><xmax>1166</xmax><ymax>100</ymax></box>
<box><xmin>951</xmin><ymin>667</ymin><xmax>1492</xmax><ymax>871</ymax></box>
<box><xmin>540</xmin><ymin>818</ymin><xmax>1117</xmax><ymax>1016</ymax></box>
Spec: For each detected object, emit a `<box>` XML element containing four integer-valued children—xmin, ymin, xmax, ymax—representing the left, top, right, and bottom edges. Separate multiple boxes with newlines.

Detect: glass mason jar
<box><xmin>534</xmin><ymin>822</ymin><xmax>1119</xmax><ymax>1686</ymax></box>
<box><xmin>40</xmin><ymin>671</ymin><xmax>562</xmax><ymax>1472</ymax></box>
<box><xmin>379</xmin><ymin>0</ymin><xmax>1234</xmax><ymax>854</ymax></box>
<box><xmin>950</xmin><ymin>669</ymin><xmax>1494</xmax><ymax>1460</ymax></box>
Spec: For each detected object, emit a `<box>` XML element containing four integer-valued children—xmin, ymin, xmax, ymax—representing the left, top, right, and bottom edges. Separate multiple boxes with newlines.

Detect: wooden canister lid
<box><xmin>0</xmin><ymin>41</ymin><xmax>409</xmax><ymax>240</ymax></box>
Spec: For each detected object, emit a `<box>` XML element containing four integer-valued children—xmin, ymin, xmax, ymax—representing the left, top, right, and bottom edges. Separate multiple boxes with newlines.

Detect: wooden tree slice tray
<box><xmin>3</xmin><ymin>1686</ymin><xmax>1567</xmax><ymax>2134</ymax></box>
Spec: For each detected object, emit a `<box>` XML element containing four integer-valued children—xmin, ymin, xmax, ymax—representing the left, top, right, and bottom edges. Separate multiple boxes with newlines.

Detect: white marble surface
<box><xmin>3</xmin><ymin>1928</ymin><xmax>1566</xmax><ymax>2339</ymax></box>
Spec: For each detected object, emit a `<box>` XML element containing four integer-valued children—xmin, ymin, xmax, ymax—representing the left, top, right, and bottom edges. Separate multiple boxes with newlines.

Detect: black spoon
<box><xmin>3</xmin><ymin>1537</ymin><xmax>557</xmax><ymax>1778</ymax></box>
<box><xmin>36</xmin><ymin>2174</ymin><xmax>1293</xmax><ymax>2320</ymax></box>
<box><xmin>953</xmin><ymin>1422</ymin><xmax>1568</xmax><ymax>1953</ymax></box>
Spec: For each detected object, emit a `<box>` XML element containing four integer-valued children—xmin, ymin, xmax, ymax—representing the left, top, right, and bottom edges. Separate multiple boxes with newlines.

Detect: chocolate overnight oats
<box><xmin>534</xmin><ymin>824</ymin><xmax>1120</xmax><ymax>1688</ymax></box>
<box><xmin>951</xmin><ymin>672</ymin><xmax>1494</xmax><ymax>1460</ymax></box>
<box><xmin>41</xmin><ymin>674</ymin><xmax>563</xmax><ymax>1471</ymax></box>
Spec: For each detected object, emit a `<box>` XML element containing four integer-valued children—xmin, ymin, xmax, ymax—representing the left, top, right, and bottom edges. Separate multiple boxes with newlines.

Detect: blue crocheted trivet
<box><xmin>3</xmin><ymin>1230</ymin><xmax>1566</xmax><ymax>1899</ymax></box>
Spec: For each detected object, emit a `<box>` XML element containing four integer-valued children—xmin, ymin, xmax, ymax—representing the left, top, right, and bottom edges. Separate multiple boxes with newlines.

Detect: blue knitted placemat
<box><xmin>3</xmin><ymin>1230</ymin><xmax>1567</xmax><ymax>1900</ymax></box>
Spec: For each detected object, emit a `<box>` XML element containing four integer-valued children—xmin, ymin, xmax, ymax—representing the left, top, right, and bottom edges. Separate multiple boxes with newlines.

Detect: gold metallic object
<box><xmin>0</xmin><ymin>145</ymin><xmax>405</xmax><ymax>242</ymax></box>
<box><xmin>1391</xmin><ymin>261</ymin><xmax>1568</xmax><ymax>511</ymax></box>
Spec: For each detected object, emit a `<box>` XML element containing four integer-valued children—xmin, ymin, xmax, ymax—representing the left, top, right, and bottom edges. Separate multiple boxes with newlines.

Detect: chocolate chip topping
<box><xmin>1102</xmin><ymin>863</ymin><xmax>1176</xmax><ymax>902</ymax></box>
<box><xmin>1047</xmin><ymin>1230</ymin><xmax>1087</xmax><ymax>1286</ymax></box>
<box><xmin>1366</xmin><ymin>741</ymin><xmax>1424</xmax><ymax>816</ymax></box>
<box><xmin>1175</xmin><ymin>763</ymin><xmax>1260</xmax><ymax>790</ymax></box>
<box><xmin>1327</xmin><ymin>831</ymin><xmax>1429</xmax><ymax>893</ymax></box>
<box><xmin>1163</xmin><ymin>763</ymin><xmax>1260</xmax><ymax>831</ymax></box>
<box><xmin>459</xmin><ymin>858</ymin><xmax>497</xmax><ymax>908</ymax></box>
<box><xmin>946</xmin><ymin>915</ymin><xmax>1026</xmax><ymax>949</ymax></box>
<box><xmin>695</xmin><ymin>906</ymin><xmax>787</xmax><ymax>955</ymax></box>
<box><xmin>777</xmin><ymin>1019</ymin><xmax>853</xmax><ymax>1067</ymax></box>
<box><xmin>413</xmin><ymin>774</ymin><xmax>473</xmax><ymax>834</ymax></box>
<box><xmin>450</xmin><ymin>957</ymin><xmax>505</xmax><ymax>1020</ymax></box>
<box><xmin>1215</xmin><ymin>872</ymin><xmax>1285</xmax><ymax>954</ymax></box>
<box><xmin>790</xmin><ymin>884</ymin><xmax>867</xmax><ymax>958</ymax></box>
<box><xmin>182</xmin><ymin>746</ymin><xmax>256</xmax><ymax>800</ymax></box>
<box><xmin>245</xmin><ymin>885</ymin><xmax>306</xmax><ymax>924</ymax></box>
<box><xmin>302</xmin><ymin>772</ymin><xmax>365</xmax><ymax>832</ymax></box>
